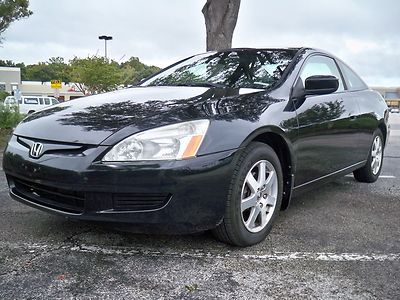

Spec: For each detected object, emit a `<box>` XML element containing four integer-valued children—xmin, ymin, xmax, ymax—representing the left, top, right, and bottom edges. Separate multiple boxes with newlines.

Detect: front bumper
<box><xmin>3</xmin><ymin>135</ymin><xmax>238</xmax><ymax>233</ymax></box>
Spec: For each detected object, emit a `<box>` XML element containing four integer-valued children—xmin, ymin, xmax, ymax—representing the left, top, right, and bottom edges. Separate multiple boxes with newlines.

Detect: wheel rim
<box><xmin>371</xmin><ymin>136</ymin><xmax>383</xmax><ymax>175</ymax></box>
<box><xmin>241</xmin><ymin>160</ymin><xmax>278</xmax><ymax>233</ymax></box>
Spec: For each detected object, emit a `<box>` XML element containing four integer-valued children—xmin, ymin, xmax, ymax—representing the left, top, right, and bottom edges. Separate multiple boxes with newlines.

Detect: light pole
<box><xmin>98</xmin><ymin>35</ymin><xmax>113</xmax><ymax>59</ymax></box>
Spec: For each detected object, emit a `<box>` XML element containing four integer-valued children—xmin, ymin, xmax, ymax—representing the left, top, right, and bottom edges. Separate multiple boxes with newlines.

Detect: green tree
<box><xmin>0</xmin><ymin>0</ymin><xmax>32</xmax><ymax>40</ymax></box>
<box><xmin>24</xmin><ymin>62</ymin><xmax>52</xmax><ymax>82</ymax></box>
<box><xmin>24</xmin><ymin>57</ymin><xmax>71</xmax><ymax>82</ymax></box>
<box><xmin>70</xmin><ymin>56</ymin><xmax>122</xmax><ymax>94</ymax></box>
<box><xmin>120</xmin><ymin>57</ymin><xmax>160</xmax><ymax>86</ymax></box>
<box><xmin>47</xmin><ymin>56</ymin><xmax>71</xmax><ymax>82</ymax></box>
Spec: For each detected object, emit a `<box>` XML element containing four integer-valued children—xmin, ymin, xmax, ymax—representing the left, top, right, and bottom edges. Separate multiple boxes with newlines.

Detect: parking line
<box><xmin>345</xmin><ymin>174</ymin><xmax>396</xmax><ymax>179</ymax></box>
<box><xmin>3</xmin><ymin>242</ymin><xmax>399</xmax><ymax>262</ymax></box>
<box><xmin>74</xmin><ymin>245</ymin><xmax>400</xmax><ymax>262</ymax></box>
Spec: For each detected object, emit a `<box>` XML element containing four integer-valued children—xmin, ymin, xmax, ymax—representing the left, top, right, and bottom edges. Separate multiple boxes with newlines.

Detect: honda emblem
<box><xmin>30</xmin><ymin>142</ymin><xmax>44</xmax><ymax>158</ymax></box>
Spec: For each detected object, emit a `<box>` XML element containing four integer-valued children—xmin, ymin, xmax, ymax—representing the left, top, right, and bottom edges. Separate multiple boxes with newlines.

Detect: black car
<box><xmin>3</xmin><ymin>48</ymin><xmax>389</xmax><ymax>246</ymax></box>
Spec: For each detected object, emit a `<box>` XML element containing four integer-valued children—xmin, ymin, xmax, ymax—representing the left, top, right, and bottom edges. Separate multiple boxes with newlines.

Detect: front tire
<box><xmin>353</xmin><ymin>130</ymin><xmax>384</xmax><ymax>183</ymax></box>
<box><xmin>213</xmin><ymin>142</ymin><xmax>283</xmax><ymax>247</ymax></box>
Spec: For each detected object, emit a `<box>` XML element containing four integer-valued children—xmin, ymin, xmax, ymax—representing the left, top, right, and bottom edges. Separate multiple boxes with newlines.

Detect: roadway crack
<box><xmin>0</xmin><ymin>229</ymin><xmax>93</xmax><ymax>278</ymax></box>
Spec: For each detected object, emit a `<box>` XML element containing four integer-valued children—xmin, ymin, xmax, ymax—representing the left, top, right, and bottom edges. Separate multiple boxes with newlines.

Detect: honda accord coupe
<box><xmin>3</xmin><ymin>48</ymin><xmax>389</xmax><ymax>246</ymax></box>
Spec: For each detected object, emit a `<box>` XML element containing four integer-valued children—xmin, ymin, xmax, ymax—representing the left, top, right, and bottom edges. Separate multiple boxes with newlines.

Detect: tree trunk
<box><xmin>202</xmin><ymin>0</ymin><xmax>241</xmax><ymax>51</ymax></box>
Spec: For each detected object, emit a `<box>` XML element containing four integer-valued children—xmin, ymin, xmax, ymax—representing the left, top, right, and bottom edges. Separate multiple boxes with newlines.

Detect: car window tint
<box><xmin>338</xmin><ymin>61</ymin><xmax>367</xmax><ymax>91</ymax></box>
<box><xmin>39</xmin><ymin>97</ymin><xmax>44</xmax><ymax>105</ymax></box>
<box><xmin>51</xmin><ymin>98</ymin><xmax>59</xmax><ymax>105</ymax></box>
<box><xmin>24</xmin><ymin>97</ymin><xmax>38</xmax><ymax>104</ymax></box>
<box><xmin>44</xmin><ymin>98</ymin><xmax>50</xmax><ymax>105</ymax></box>
<box><xmin>300</xmin><ymin>55</ymin><xmax>344</xmax><ymax>92</ymax></box>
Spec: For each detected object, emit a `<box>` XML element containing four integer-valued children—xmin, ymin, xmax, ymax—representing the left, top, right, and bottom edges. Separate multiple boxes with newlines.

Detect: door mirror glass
<box><xmin>305</xmin><ymin>75</ymin><xmax>339</xmax><ymax>95</ymax></box>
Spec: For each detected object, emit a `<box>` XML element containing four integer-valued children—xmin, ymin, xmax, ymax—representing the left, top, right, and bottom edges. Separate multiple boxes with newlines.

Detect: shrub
<box><xmin>0</xmin><ymin>103</ymin><xmax>23</xmax><ymax>129</ymax></box>
<box><xmin>0</xmin><ymin>91</ymin><xmax>10</xmax><ymax>101</ymax></box>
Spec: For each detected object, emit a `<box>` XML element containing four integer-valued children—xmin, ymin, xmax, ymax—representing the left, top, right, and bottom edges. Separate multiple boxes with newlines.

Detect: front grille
<box><xmin>113</xmin><ymin>193</ymin><xmax>171</xmax><ymax>211</ymax></box>
<box><xmin>11</xmin><ymin>177</ymin><xmax>85</xmax><ymax>214</ymax></box>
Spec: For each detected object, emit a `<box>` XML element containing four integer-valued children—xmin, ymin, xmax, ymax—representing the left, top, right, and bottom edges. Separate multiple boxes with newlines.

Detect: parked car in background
<box><xmin>4</xmin><ymin>96</ymin><xmax>59</xmax><ymax>114</ymax></box>
<box><xmin>390</xmin><ymin>108</ymin><xmax>399</xmax><ymax>113</ymax></box>
<box><xmin>2</xmin><ymin>47</ymin><xmax>390</xmax><ymax>246</ymax></box>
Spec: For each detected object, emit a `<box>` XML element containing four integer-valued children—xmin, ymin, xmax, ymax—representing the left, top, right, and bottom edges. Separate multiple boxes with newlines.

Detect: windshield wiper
<box><xmin>174</xmin><ymin>82</ymin><xmax>226</xmax><ymax>88</ymax></box>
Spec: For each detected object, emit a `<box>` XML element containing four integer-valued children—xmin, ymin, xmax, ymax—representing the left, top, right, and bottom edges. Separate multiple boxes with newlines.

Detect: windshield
<box><xmin>141</xmin><ymin>49</ymin><xmax>297</xmax><ymax>89</ymax></box>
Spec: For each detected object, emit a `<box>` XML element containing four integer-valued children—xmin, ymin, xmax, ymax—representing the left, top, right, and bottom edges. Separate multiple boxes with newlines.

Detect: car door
<box><xmin>293</xmin><ymin>54</ymin><xmax>361</xmax><ymax>187</ymax></box>
<box><xmin>336</xmin><ymin>60</ymin><xmax>376</xmax><ymax>161</ymax></box>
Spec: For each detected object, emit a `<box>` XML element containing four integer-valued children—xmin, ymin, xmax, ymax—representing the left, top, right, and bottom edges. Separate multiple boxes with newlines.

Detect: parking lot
<box><xmin>0</xmin><ymin>114</ymin><xmax>399</xmax><ymax>299</ymax></box>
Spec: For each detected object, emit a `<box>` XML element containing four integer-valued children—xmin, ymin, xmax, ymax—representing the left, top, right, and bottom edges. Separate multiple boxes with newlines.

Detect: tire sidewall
<box><xmin>228</xmin><ymin>143</ymin><xmax>283</xmax><ymax>246</ymax></box>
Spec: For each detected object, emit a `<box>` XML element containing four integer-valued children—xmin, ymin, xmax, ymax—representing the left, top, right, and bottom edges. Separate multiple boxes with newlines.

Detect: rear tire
<box><xmin>353</xmin><ymin>130</ymin><xmax>384</xmax><ymax>183</ymax></box>
<box><xmin>212</xmin><ymin>142</ymin><xmax>283</xmax><ymax>247</ymax></box>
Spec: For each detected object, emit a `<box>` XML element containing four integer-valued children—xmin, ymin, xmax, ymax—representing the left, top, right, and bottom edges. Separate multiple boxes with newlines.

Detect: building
<box><xmin>0</xmin><ymin>66</ymin><xmax>84</xmax><ymax>101</ymax></box>
<box><xmin>0</xmin><ymin>67</ymin><xmax>21</xmax><ymax>93</ymax></box>
<box><xmin>372</xmin><ymin>87</ymin><xmax>400</xmax><ymax>108</ymax></box>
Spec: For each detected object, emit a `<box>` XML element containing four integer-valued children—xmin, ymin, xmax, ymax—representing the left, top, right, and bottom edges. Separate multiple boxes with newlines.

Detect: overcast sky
<box><xmin>1</xmin><ymin>0</ymin><xmax>399</xmax><ymax>86</ymax></box>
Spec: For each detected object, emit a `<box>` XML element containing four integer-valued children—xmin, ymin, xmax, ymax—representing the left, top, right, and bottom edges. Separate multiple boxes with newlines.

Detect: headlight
<box><xmin>102</xmin><ymin>120</ymin><xmax>210</xmax><ymax>161</ymax></box>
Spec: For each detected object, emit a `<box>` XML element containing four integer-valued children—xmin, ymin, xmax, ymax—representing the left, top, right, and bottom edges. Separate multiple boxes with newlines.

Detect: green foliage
<box><xmin>70</xmin><ymin>56</ymin><xmax>123</xmax><ymax>94</ymax></box>
<box><xmin>0</xmin><ymin>0</ymin><xmax>32</xmax><ymax>39</ymax></box>
<box><xmin>120</xmin><ymin>57</ymin><xmax>161</xmax><ymax>85</ymax></box>
<box><xmin>24</xmin><ymin>57</ymin><xmax>71</xmax><ymax>82</ymax></box>
<box><xmin>0</xmin><ymin>56</ymin><xmax>161</xmax><ymax>93</ymax></box>
<box><xmin>0</xmin><ymin>103</ymin><xmax>23</xmax><ymax>129</ymax></box>
<box><xmin>0</xmin><ymin>90</ymin><xmax>10</xmax><ymax>101</ymax></box>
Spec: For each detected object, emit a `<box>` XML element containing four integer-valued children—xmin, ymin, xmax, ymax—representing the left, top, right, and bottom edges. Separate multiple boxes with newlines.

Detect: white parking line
<box><xmin>74</xmin><ymin>245</ymin><xmax>400</xmax><ymax>262</ymax></box>
<box><xmin>345</xmin><ymin>174</ymin><xmax>396</xmax><ymax>179</ymax></box>
<box><xmin>3</xmin><ymin>242</ymin><xmax>399</xmax><ymax>262</ymax></box>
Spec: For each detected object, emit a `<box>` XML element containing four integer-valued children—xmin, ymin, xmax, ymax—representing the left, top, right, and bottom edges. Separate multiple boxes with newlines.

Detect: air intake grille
<box><xmin>11</xmin><ymin>177</ymin><xmax>85</xmax><ymax>214</ymax></box>
<box><xmin>113</xmin><ymin>193</ymin><xmax>171</xmax><ymax>211</ymax></box>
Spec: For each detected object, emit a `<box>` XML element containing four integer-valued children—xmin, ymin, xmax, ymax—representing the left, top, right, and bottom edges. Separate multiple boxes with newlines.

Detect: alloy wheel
<box><xmin>371</xmin><ymin>136</ymin><xmax>383</xmax><ymax>175</ymax></box>
<box><xmin>240</xmin><ymin>160</ymin><xmax>278</xmax><ymax>233</ymax></box>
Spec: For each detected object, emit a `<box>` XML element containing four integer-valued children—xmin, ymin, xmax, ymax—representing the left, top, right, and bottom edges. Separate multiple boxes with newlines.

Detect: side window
<box><xmin>44</xmin><ymin>98</ymin><xmax>51</xmax><ymax>105</ymax></box>
<box><xmin>51</xmin><ymin>98</ymin><xmax>59</xmax><ymax>105</ymax></box>
<box><xmin>300</xmin><ymin>55</ymin><xmax>344</xmax><ymax>92</ymax></box>
<box><xmin>39</xmin><ymin>97</ymin><xmax>44</xmax><ymax>105</ymax></box>
<box><xmin>24</xmin><ymin>97</ymin><xmax>39</xmax><ymax>104</ymax></box>
<box><xmin>338</xmin><ymin>61</ymin><xmax>367</xmax><ymax>91</ymax></box>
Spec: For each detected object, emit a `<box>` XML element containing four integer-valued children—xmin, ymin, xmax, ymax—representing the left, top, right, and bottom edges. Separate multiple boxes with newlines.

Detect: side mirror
<box><xmin>305</xmin><ymin>75</ymin><xmax>339</xmax><ymax>95</ymax></box>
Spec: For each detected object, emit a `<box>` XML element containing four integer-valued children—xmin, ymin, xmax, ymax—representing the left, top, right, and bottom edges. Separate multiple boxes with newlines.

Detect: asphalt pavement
<box><xmin>0</xmin><ymin>114</ymin><xmax>399</xmax><ymax>299</ymax></box>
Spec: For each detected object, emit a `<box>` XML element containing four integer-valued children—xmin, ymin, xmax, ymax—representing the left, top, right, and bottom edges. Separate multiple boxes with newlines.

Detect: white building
<box><xmin>0</xmin><ymin>66</ymin><xmax>84</xmax><ymax>101</ymax></box>
<box><xmin>0</xmin><ymin>67</ymin><xmax>21</xmax><ymax>93</ymax></box>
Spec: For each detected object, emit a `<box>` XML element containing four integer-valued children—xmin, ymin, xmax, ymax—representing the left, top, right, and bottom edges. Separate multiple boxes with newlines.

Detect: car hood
<box><xmin>14</xmin><ymin>86</ymin><xmax>274</xmax><ymax>145</ymax></box>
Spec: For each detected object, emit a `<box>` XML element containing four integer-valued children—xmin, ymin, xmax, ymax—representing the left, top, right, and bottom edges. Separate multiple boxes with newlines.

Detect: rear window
<box><xmin>24</xmin><ymin>98</ymin><xmax>38</xmax><ymax>104</ymax></box>
<box><xmin>338</xmin><ymin>61</ymin><xmax>367</xmax><ymax>91</ymax></box>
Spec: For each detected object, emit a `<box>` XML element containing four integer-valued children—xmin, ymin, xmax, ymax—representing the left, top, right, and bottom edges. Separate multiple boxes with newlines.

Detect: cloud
<box><xmin>1</xmin><ymin>0</ymin><xmax>399</xmax><ymax>86</ymax></box>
